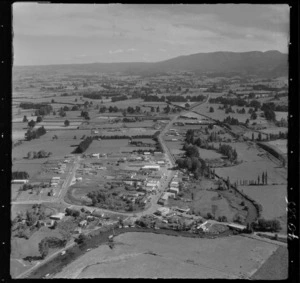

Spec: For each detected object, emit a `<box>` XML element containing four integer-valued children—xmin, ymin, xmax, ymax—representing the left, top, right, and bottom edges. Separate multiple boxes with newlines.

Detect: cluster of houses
<box><xmin>50</xmin><ymin>176</ymin><xmax>60</xmax><ymax>188</ymax></box>
<box><xmin>158</xmin><ymin>173</ymin><xmax>181</xmax><ymax>205</ymax></box>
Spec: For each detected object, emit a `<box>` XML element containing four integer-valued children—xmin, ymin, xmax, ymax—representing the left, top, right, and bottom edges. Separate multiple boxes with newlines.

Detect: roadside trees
<box><xmin>38</xmin><ymin>239</ymin><xmax>49</xmax><ymax>259</ymax></box>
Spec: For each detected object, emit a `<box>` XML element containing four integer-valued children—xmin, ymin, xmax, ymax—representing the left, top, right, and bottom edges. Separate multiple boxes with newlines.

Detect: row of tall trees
<box><xmin>73</xmin><ymin>136</ymin><xmax>93</xmax><ymax>153</ymax></box>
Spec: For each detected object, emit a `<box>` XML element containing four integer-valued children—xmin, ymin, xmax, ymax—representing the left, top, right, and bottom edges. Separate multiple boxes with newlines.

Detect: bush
<box><xmin>75</xmin><ymin>233</ymin><xmax>88</xmax><ymax>245</ymax></box>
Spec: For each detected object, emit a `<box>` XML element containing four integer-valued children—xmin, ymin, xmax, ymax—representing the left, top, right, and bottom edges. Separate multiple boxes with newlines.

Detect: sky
<box><xmin>13</xmin><ymin>3</ymin><xmax>289</xmax><ymax>66</ymax></box>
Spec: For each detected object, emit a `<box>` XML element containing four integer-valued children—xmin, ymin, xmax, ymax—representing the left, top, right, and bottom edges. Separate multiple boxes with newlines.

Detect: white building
<box><xmin>11</xmin><ymin>179</ymin><xmax>29</xmax><ymax>184</ymax></box>
<box><xmin>142</xmin><ymin>165</ymin><xmax>160</xmax><ymax>171</ymax></box>
<box><xmin>50</xmin><ymin>212</ymin><xmax>65</xmax><ymax>220</ymax></box>
<box><xmin>156</xmin><ymin>207</ymin><xmax>170</xmax><ymax>216</ymax></box>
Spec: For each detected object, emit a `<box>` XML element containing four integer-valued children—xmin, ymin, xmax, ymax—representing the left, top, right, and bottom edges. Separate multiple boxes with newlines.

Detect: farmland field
<box><xmin>215</xmin><ymin>142</ymin><xmax>287</xmax><ymax>185</ymax></box>
<box><xmin>267</xmin><ymin>139</ymin><xmax>287</xmax><ymax>154</ymax></box>
<box><xmin>53</xmin><ymin>232</ymin><xmax>282</xmax><ymax>279</ymax></box>
<box><xmin>240</xmin><ymin>185</ymin><xmax>287</xmax><ymax>233</ymax></box>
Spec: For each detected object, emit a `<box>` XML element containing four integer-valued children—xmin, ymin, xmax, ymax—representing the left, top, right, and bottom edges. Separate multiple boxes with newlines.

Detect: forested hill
<box><xmin>14</xmin><ymin>50</ymin><xmax>288</xmax><ymax>78</ymax></box>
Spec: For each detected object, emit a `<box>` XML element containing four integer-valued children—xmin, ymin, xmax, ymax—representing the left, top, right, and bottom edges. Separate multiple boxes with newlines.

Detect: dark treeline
<box><xmin>176</xmin><ymin>143</ymin><xmax>210</xmax><ymax>179</ymax></box>
<box><xmin>25</xmin><ymin>126</ymin><xmax>47</xmax><ymax>141</ymax></box>
<box><xmin>111</xmin><ymin>95</ymin><xmax>128</xmax><ymax>102</ymax></box>
<box><xmin>83</xmin><ymin>93</ymin><xmax>102</xmax><ymax>100</ymax></box>
<box><xmin>19</xmin><ymin>102</ymin><xmax>50</xmax><ymax>110</ymax></box>
<box><xmin>12</xmin><ymin>171</ymin><xmax>29</xmax><ymax>180</ymax></box>
<box><xmin>209</xmin><ymin>97</ymin><xmax>248</xmax><ymax>107</ymax></box>
<box><xmin>218</xmin><ymin>144</ymin><xmax>238</xmax><ymax>162</ymax></box>
<box><xmin>223</xmin><ymin>116</ymin><xmax>240</xmax><ymax>125</ymax></box>
<box><xmin>73</xmin><ymin>137</ymin><xmax>93</xmax><ymax>153</ymax></box>
<box><xmin>144</xmin><ymin>95</ymin><xmax>166</xmax><ymax>102</ymax></box>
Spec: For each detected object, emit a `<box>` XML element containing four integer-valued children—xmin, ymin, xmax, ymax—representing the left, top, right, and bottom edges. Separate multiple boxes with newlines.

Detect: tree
<box><xmin>36</xmin><ymin>116</ymin><xmax>42</xmax><ymax>123</ymax></box>
<box><xmin>257</xmin><ymin>175</ymin><xmax>260</xmax><ymax>185</ymax></box>
<box><xmin>74</xmin><ymin>135</ymin><xmax>77</xmax><ymax>139</ymax></box>
<box><xmin>64</xmin><ymin>120</ymin><xmax>70</xmax><ymax>127</ymax></box>
<box><xmin>209</xmin><ymin>106</ymin><xmax>214</xmax><ymax>113</ymax></box>
<box><xmin>23</xmin><ymin>115</ymin><xmax>28</xmax><ymax>122</ymax></box>
<box><xmin>38</xmin><ymin>239</ymin><xmax>49</xmax><ymax>259</ymax></box>
<box><xmin>252</xmin><ymin>133</ymin><xmax>255</xmax><ymax>141</ymax></box>
<box><xmin>265</xmin><ymin>171</ymin><xmax>268</xmax><ymax>185</ymax></box>
<box><xmin>75</xmin><ymin>233</ymin><xmax>88</xmax><ymax>245</ymax></box>
<box><xmin>28</xmin><ymin>120</ymin><xmax>36</xmax><ymax>128</ymax></box>
<box><xmin>250</xmin><ymin>112</ymin><xmax>257</xmax><ymax>120</ymax></box>
<box><xmin>262</xmin><ymin>172</ymin><xmax>265</xmax><ymax>185</ymax></box>
<box><xmin>51</xmin><ymin>99</ymin><xmax>55</xmax><ymax>103</ymax></box>
<box><xmin>258</xmin><ymin>132</ymin><xmax>262</xmax><ymax>141</ymax></box>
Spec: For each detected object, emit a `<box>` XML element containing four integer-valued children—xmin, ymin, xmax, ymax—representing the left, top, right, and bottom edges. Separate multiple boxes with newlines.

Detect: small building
<box><xmin>74</xmin><ymin>227</ymin><xmax>82</xmax><ymax>234</ymax></box>
<box><xmin>39</xmin><ymin>220</ymin><xmax>55</xmax><ymax>228</ymax></box>
<box><xmin>91</xmin><ymin>153</ymin><xmax>100</xmax><ymax>158</ymax></box>
<box><xmin>226</xmin><ymin>223</ymin><xmax>246</xmax><ymax>231</ymax></box>
<box><xmin>143</xmin><ymin>152</ymin><xmax>151</xmax><ymax>155</ymax></box>
<box><xmin>170</xmin><ymin>181</ymin><xmax>179</xmax><ymax>187</ymax></box>
<box><xmin>50</xmin><ymin>212</ymin><xmax>65</xmax><ymax>221</ymax></box>
<box><xmin>76</xmin><ymin>177</ymin><xmax>83</xmax><ymax>182</ymax></box>
<box><xmin>155</xmin><ymin>207</ymin><xmax>170</xmax><ymax>216</ymax></box>
<box><xmin>79</xmin><ymin>220</ymin><xmax>88</xmax><ymax>227</ymax></box>
<box><xmin>142</xmin><ymin>165</ymin><xmax>160</xmax><ymax>171</ymax></box>
<box><xmin>169</xmin><ymin>187</ymin><xmax>179</xmax><ymax>195</ymax></box>
<box><xmin>52</xmin><ymin>177</ymin><xmax>61</xmax><ymax>181</ymax></box>
<box><xmin>157</xmin><ymin>161</ymin><xmax>165</xmax><ymax>165</ymax></box>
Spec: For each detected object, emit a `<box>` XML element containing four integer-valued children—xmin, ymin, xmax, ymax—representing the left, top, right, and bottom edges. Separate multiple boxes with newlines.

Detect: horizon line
<box><xmin>13</xmin><ymin>49</ymin><xmax>287</xmax><ymax>68</ymax></box>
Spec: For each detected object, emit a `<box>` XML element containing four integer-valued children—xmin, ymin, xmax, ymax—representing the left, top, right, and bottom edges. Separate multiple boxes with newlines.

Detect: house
<box><xmin>170</xmin><ymin>181</ymin><xmax>179</xmax><ymax>187</ymax></box>
<box><xmin>157</xmin><ymin>161</ymin><xmax>165</xmax><ymax>165</ymax></box>
<box><xmin>74</xmin><ymin>227</ymin><xmax>82</xmax><ymax>234</ymax></box>
<box><xmin>50</xmin><ymin>212</ymin><xmax>65</xmax><ymax>221</ymax></box>
<box><xmin>39</xmin><ymin>219</ymin><xmax>55</xmax><ymax>228</ymax></box>
<box><xmin>143</xmin><ymin>152</ymin><xmax>151</xmax><ymax>155</ymax></box>
<box><xmin>158</xmin><ymin>198</ymin><xmax>167</xmax><ymax>205</ymax></box>
<box><xmin>169</xmin><ymin>187</ymin><xmax>179</xmax><ymax>195</ymax></box>
<box><xmin>155</xmin><ymin>207</ymin><xmax>170</xmax><ymax>216</ymax></box>
<box><xmin>91</xmin><ymin>153</ymin><xmax>100</xmax><ymax>158</ymax></box>
<box><xmin>79</xmin><ymin>220</ymin><xmax>88</xmax><ymax>227</ymax></box>
<box><xmin>76</xmin><ymin>177</ymin><xmax>82</xmax><ymax>182</ymax></box>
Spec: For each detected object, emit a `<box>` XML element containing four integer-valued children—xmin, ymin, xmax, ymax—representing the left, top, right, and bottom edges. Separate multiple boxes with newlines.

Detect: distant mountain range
<box><xmin>16</xmin><ymin>50</ymin><xmax>288</xmax><ymax>77</ymax></box>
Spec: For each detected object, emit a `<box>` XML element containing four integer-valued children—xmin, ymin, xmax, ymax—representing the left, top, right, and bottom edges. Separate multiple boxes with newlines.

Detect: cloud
<box><xmin>127</xmin><ymin>48</ymin><xmax>137</xmax><ymax>52</ymax></box>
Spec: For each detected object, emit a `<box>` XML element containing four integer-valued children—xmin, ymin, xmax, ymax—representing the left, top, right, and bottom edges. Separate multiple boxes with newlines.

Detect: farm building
<box><xmin>142</xmin><ymin>165</ymin><xmax>160</xmax><ymax>171</ymax></box>
<box><xmin>76</xmin><ymin>177</ymin><xmax>82</xmax><ymax>182</ymax></box>
<box><xmin>50</xmin><ymin>212</ymin><xmax>65</xmax><ymax>220</ymax></box>
<box><xmin>91</xmin><ymin>153</ymin><xmax>100</xmax><ymax>158</ymax></box>
<box><xmin>226</xmin><ymin>223</ymin><xmax>246</xmax><ymax>231</ymax></box>
<box><xmin>11</xmin><ymin>179</ymin><xmax>29</xmax><ymax>184</ymax></box>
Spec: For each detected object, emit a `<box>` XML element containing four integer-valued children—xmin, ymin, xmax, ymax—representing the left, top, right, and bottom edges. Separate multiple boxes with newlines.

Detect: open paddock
<box><xmin>54</xmin><ymin>232</ymin><xmax>282</xmax><ymax>279</ymax></box>
<box><xmin>267</xmin><ymin>139</ymin><xmax>287</xmax><ymax>154</ymax></box>
<box><xmin>240</xmin><ymin>185</ymin><xmax>287</xmax><ymax>233</ymax></box>
<box><xmin>12</xmin><ymin>160</ymin><xmax>45</xmax><ymax>179</ymax></box>
<box><xmin>215</xmin><ymin>142</ymin><xmax>287</xmax><ymax>185</ymax></box>
<box><xmin>275</xmin><ymin>112</ymin><xmax>288</xmax><ymax>121</ymax></box>
<box><xmin>259</xmin><ymin>127</ymin><xmax>288</xmax><ymax>136</ymax></box>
